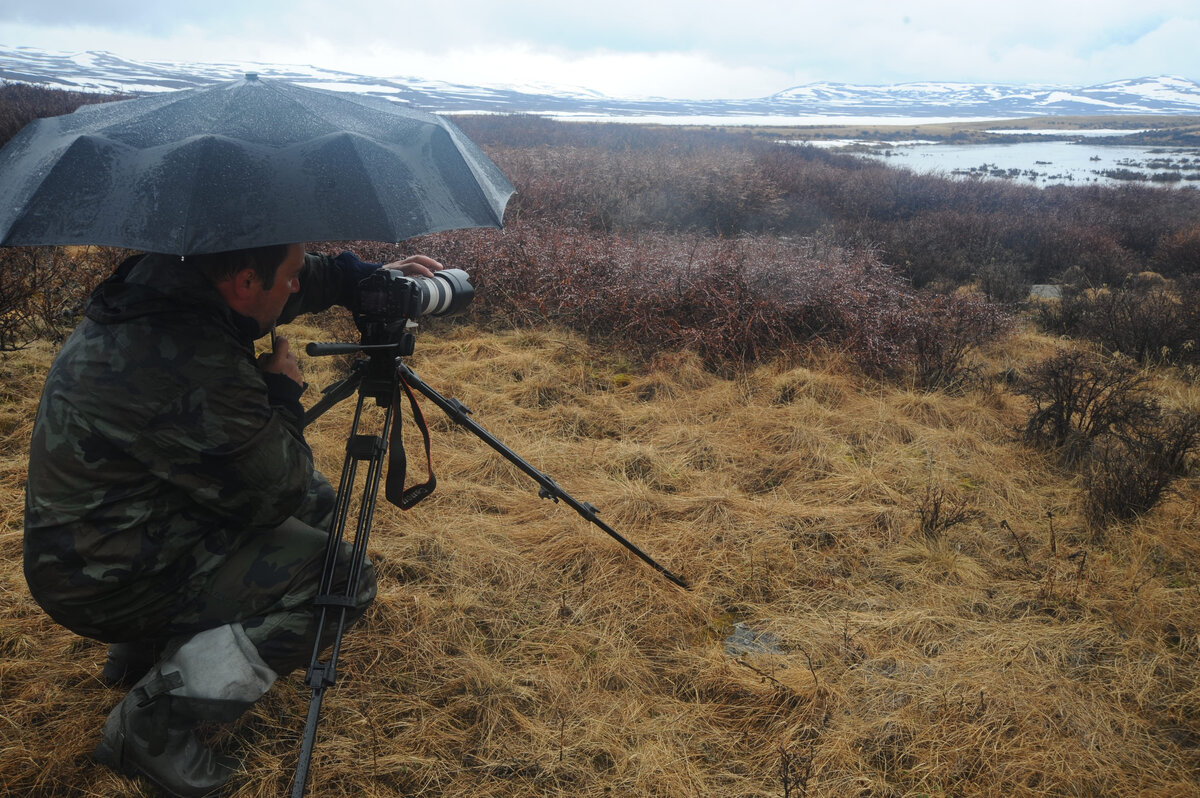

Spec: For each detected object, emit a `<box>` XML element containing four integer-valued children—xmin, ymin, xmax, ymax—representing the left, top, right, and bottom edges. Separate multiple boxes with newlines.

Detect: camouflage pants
<box><xmin>167</xmin><ymin>515</ymin><xmax>378</xmax><ymax>675</ymax></box>
<box><xmin>41</xmin><ymin>474</ymin><xmax>377</xmax><ymax>675</ymax></box>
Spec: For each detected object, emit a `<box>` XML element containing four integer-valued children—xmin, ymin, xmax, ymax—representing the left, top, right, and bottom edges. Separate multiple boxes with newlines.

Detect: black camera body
<box><xmin>354</xmin><ymin>267</ymin><xmax>474</xmax><ymax>349</ymax></box>
<box><xmin>356</xmin><ymin>267</ymin><xmax>474</xmax><ymax>323</ymax></box>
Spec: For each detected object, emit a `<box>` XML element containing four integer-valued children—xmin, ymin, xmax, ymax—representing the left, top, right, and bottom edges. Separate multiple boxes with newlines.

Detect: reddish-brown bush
<box><xmin>370</xmin><ymin>221</ymin><xmax>1011</xmax><ymax>380</ymax></box>
<box><xmin>0</xmin><ymin>246</ymin><xmax>124</xmax><ymax>350</ymax></box>
<box><xmin>0</xmin><ymin>81</ymin><xmax>129</xmax><ymax>147</ymax></box>
<box><xmin>1155</xmin><ymin>223</ymin><xmax>1200</xmax><ymax>274</ymax></box>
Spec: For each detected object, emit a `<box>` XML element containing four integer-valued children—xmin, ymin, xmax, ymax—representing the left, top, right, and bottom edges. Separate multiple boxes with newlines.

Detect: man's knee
<box><xmin>291</xmin><ymin>471</ymin><xmax>337</xmax><ymax>531</ymax></box>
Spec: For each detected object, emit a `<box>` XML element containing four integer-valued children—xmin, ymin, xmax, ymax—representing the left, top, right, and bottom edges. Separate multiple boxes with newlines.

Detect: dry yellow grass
<box><xmin>2</xmin><ymin>315</ymin><xmax>1199</xmax><ymax>797</ymax></box>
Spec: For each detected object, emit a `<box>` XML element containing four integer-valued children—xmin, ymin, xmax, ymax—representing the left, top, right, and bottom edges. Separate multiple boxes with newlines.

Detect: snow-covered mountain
<box><xmin>3</xmin><ymin>46</ymin><xmax>1199</xmax><ymax>118</ymax></box>
<box><xmin>768</xmin><ymin>76</ymin><xmax>1200</xmax><ymax>115</ymax></box>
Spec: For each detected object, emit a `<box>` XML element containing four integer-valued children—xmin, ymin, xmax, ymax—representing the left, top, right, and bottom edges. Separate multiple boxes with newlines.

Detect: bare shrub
<box><xmin>1029</xmin><ymin>222</ymin><xmax>1138</xmax><ymax>287</ymax></box>
<box><xmin>976</xmin><ymin>260</ymin><xmax>1030</xmax><ymax>305</ymax></box>
<box><xmin>1079</xmin><ymin>281</ymin><xmax>1190</xmax><ymax>363</ymax></box>
<box><xmin>916</xmin><ymin>483</ymin><xmax>977</xmax><ymax>542</ymax></box>
<box><xmin>900</xmin><ymin>292</ymin><xmax>1012</xmax><ymax>390</ymax></box>
<box><xmin>1018</xmin><ymin>347</ymin><xmax>1200</xmax><ymax>524</ymax></box>
<box><xmin>1155</xmin><ymin>223</ymin><xmax>1200</xmax><ymax>275</ymax></box>
<box><xmin>399</xmin><ymin>222</ymin><xmax>1011</xmax><ymax>381</ymax></box>
<box><xmin>1017</xmin><ymin>348</ymin><xmax>1152</xmax><ymax>466</ymax></box>
<box><xmin>1034</xmin><ymin>282</ymin><xmax>1089</xmax><ymax>335</ymax></box>
<box><xmin>1084</xmin><ymin>411</ymin><xmax>1200</xmax><ymax>524</ymax></box>
<box><xmin>689</xmin><ymin>152</ymin><xmax>786</xmax><ymax>235</ymax></box>
<box><xmin>1035</xmin><ymin>275</ymin><xmax>1200</xmax><ymax>366</ymax></box>
<box><xmin>0</xmin><ymin>247</ymin><xmax>99</xmax><ymax>350</ymax></box>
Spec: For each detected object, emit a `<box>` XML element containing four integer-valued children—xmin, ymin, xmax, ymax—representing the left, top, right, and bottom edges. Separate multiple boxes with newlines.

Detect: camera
<box><xmin>355</xmin><ymin>268</ymin><xmax>474</xmax><ymax>324</ymax></box>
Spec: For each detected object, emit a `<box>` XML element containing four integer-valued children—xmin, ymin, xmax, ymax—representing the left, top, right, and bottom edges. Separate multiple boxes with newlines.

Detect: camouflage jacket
<box><xmin>23</xmin><ymin>251</ymin><xmax>375</xmax><ymax>627</ymax></box>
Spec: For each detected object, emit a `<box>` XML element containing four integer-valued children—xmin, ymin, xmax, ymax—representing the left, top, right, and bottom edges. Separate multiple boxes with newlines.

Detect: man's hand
<box><xmin>258</xmin><ymin>335</ymin><xmax>303</xmax><ymax>386</ymax></box>
<box><xmin>381</xmin><ymin>254</ymin><xmax>444</xmax><ymax>278</ymax></box>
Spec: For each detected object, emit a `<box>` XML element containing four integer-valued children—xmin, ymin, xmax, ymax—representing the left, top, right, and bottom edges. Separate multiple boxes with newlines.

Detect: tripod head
<box><xmin>304</xmin><ymin>337</ymin><xmax>409</xmax><ymax>409</ymax></box>
<box><xmin>303</xmin><ymin>278</ymin><xmax>445</xmax><ymax>509</ymax></box>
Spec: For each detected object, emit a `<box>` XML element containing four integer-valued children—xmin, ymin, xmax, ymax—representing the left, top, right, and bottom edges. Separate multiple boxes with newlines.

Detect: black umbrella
<box><xmin>0</xmin><ymin>74</ymin><xmax>514</xmax><ymax>254</ymax></box>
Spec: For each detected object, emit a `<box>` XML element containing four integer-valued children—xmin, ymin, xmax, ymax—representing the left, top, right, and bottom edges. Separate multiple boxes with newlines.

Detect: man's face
<box><xmin>245</xmin><ymin>243</ymin><xmax>304</xmax><ymax>333</ymax></box>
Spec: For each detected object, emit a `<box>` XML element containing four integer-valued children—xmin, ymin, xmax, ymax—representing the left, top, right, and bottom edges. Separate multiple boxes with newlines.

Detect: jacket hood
<box><xmin>86</xmin><ymin>253</ymin><xmax>260</xmax><ymax>341</ymax></box>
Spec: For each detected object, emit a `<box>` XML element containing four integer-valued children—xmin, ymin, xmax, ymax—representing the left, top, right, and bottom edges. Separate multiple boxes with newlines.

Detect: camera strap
<box><xmin>385</xmin><ymin>374</ymin><xmax>436</xmax><ymax>509</ymax></box>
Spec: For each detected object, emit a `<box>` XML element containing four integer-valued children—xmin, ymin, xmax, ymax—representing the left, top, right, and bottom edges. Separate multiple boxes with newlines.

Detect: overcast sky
<box><xmin>3</xmin><ymin>1</ymin><xmax>1199</xmax><ymax>98</ymax></box>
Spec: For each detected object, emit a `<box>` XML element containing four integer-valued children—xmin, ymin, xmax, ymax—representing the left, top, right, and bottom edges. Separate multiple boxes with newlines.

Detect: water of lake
<box><xmin>548</xmin><ymin>111</ymin><xmax>1200</xmax><ymax>189</ymax></box>
<box><xmin>815</xmin><ymin>138</ymin><xmax>1200</xmax><ymax>188</ymax></box>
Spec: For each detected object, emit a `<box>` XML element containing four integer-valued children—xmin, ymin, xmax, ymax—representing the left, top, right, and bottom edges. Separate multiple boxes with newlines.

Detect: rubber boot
<box><xmin>93</xmin><ymin>624</ymin><xmax>277</xmax><ymax>797</ymax></box>
<box><xmin>101</xmin><ymin>641</ymin><xmax>160</xmax><ymax>687</ymax></box>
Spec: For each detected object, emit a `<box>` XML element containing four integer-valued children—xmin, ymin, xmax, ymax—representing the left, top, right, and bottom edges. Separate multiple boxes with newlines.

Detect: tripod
<box><xmin>289</xmin><ymin>333</ymin><xmax>688</xmax><ymax>797</ymax></box>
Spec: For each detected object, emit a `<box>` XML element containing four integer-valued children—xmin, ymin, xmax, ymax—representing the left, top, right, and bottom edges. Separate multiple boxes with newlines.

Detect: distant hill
<box><xmin>3</xmin><ymin>46</ymin><xmax>1200</xmax><ymax>118</ymax></box>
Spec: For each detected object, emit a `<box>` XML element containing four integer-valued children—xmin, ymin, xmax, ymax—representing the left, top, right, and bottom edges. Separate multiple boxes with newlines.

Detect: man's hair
<box><xmin>186</xmin><ymin>244</ymin><xmax>292</xmax><ymax>290</ymax></box>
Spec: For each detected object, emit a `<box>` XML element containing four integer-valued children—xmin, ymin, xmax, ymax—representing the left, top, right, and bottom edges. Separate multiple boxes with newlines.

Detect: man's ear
<box><xmin>214</xmin><ymin>267</ymin><xmax>263</xmax><ymax>314</ymax></box>
<box><xmin>236</xmin><ymin>268</ymin><xmax>262</xmax><ymax>294</ymax></box>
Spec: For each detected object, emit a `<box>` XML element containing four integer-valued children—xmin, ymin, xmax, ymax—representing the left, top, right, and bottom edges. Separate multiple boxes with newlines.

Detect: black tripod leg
<box><xmin>303</xmin><ymin>371</ymin><xmax>366</xmax><ymax>428</ymax></box>
<box><xmin>395</xmin><ymin>363</ymin><xmax>689</xmax><ymax>590</ymax></box>
<box><xmin>291</xmin><ymin>392</ymin><xmax>393</xmax><ymax>798</ymax></box>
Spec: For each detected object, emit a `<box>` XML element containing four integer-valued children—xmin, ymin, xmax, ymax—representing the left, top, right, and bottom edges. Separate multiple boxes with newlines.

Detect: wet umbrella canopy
<box><xmin>0</xmin><ymin>74</ymin><xmax>514</xmax><ymax>254</ymax></box>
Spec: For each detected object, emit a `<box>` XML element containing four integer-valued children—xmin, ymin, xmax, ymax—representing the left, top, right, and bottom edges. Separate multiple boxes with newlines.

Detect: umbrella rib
<box><xmin>176</xmin><ymin>83</ymin><xmax>240</xmax><ymax>254</ymax></box>
<box><xmin>335</xmin><ymin>131</ymin><xmax>398</xmax><ymax>241</ymax></box>
<box><xmin>440</xmin><ymin>124</ymin><xmax>513</xmax><ymax>229</ymax></box>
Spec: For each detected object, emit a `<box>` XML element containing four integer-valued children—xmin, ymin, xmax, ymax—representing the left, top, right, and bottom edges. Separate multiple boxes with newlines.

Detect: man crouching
<box><xmin>24</xmin><ymin>243</ymin><xmax>440</xmax><ymax>796</ymax></box>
